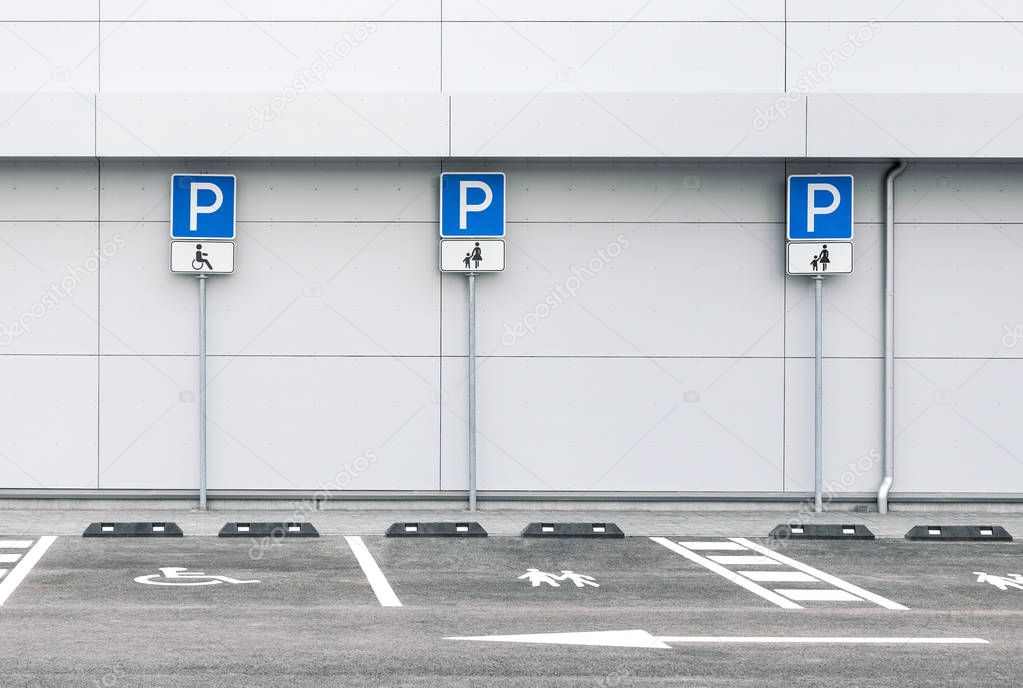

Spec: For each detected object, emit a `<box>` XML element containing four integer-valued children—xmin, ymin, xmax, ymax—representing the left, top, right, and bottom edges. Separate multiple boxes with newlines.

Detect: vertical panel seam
<box><xmin>782</xmin><ymin>158</ymin><xmax>787</xmax><ymax>491</ymax></box>
<box><xmin>439</xmin><ymin>0</ymin><xmax>444</xmax><ymax>93</ymax></box>
<box><xmin>438</xmin><ymin>158</ymin><xmax>444</xmax><ymax>489</ymax></box>
<box><xmin>783</xmin><ymin>0</ymin><xmax>787</xmax><ymax>92</ymax></box>
<box><xmin>95</xmin><ymin>0</ymin><xmax>100</xmax><ymax>156</ymax></box>
<box><xmin>96</xmin><ymin>158</ymin><xmax>101</xmax><ymax>489</ymax></box>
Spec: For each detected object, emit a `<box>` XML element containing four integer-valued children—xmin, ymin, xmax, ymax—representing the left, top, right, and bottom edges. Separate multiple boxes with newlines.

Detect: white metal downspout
<box><xmin>878</xmin><ymin>160</ymin><xmax>908</xmax><ymax>514</ymax></box>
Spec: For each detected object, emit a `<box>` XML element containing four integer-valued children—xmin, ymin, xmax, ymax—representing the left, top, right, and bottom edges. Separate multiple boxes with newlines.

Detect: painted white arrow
<box><xmin>444</xmin><ymin>630</ymin><xmax>989</xmax><ymax>649</ymax></box>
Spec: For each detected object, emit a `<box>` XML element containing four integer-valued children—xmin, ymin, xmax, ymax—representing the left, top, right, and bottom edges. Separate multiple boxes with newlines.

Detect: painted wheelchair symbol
<box><xmin>134</xmin><ymin>566</ymin><xmax>259</xmax><ymax>587</ymax></box>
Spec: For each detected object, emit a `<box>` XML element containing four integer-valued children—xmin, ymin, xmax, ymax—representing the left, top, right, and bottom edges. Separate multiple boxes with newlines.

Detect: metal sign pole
<box><xmin>197</xmin><ymin>274</ymin><xmax>208</xmax><ymax>511</ymax></box>
<box><xmin>467</xmin><ymin>272</ymin><xmax>478</xmax><ymax>512</ymax></box>
<box><xmin>812</xmin><ymin>275</ymin><xmax>824</xmax><ymax>513</ymax></box>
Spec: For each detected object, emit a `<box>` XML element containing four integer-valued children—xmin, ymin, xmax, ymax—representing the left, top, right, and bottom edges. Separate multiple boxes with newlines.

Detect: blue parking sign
<box><xmin>787</xmin><ymin>175</ymin><xmax>853</xmax><ymax>241</ymax></box>
<box><xmin>170</xmin><ymin>174</ymin><xmax>236</xmax><ymax>239</ymax></box>
<box><xmin>439</xmin><ymin>172</ymin><xmax>505</xmax><ymax>237</ymax></box>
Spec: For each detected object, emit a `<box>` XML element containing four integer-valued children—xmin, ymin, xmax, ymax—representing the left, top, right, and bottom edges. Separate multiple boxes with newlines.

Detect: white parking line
<box><xmin>776</xmin><ymin>589</ymin><xmax>862</xmax><ymax>602</ymax></box>
<box><xmin>0</xmin><ymin>536</ymin><xmax>56</xmax><ymax>607</ymax></box>
<box><xmin>0</xmin><ymin>541</ymin><xmax>32</xmax><ymax>549</ymax></box>
<box><xmin>739</xmin><ymin>571</ymin><xmax>818</xmax><ymax>583</ymax></box>
<box><xmin>731</xmin><ymin>538</ymin><xmax>909</xmax><ymax>611</ymax></box>
<box><xmin>657</xmin><ymin>636</ymin><xmax>987</xmax><ymax>645</ymax></box>
<box><xmin>650</xmin><ymin>537</ymin><xmax>802</xmax><ymax>609</ymax></box>
<box><xmin>344</xmin><ymin>536</ymin><xmax>402</xmax><ymax>608</ymax></box>
<box><xmin>707</xmin><ymin>555</ymin><xmax>779</xmax><ymax>566</ymax></box>
<box><xmin>678</xmin><ymin>542</ymin><xmax>747</xmax><ymax>551</ymax></box>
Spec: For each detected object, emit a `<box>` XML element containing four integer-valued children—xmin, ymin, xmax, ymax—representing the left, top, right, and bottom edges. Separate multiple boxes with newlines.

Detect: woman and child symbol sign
<box><xmin>462</xmin><ymin>242</ymin><xmax>484</xmax><ymax>269</ymax></box>
<box><xmin>810</xmin><ymin>244</ymin><xmax>831</xmax><ymax>272</ymax></box>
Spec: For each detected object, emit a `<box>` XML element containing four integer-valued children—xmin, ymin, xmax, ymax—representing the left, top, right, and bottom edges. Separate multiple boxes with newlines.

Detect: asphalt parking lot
<box><xmin>1</xmin><ymin>532</ymin><xmax>1021</xmax><ymax>687</ymax></box>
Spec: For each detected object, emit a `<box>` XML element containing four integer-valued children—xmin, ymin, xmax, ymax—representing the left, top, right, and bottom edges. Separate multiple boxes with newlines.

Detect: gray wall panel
<box><xmin>895</xmin><ymin>358</ymin><xmax>1023</xmax><ymax>492</ymax></box>
<box><xmin>98</xmin><ymin>355</ymin><xmax>196</xmax><ymax>489</ymax></box>
<box><xmin>0</xmin><ymin>161</ymin><xmax>97</xmax><ymax>221</ymax></box>
<box><xmin>789</xmin><ymin>22</ymin><xmax>1023</xmax><ymax>93</ymax></box>
<box><xmin>895</xmin><ymin>162</ymin><xmax>1023</xmax><ymax>224</ymax></box>
<box><xmin>0</xmin><ymin>356</ymin><xmax>97</xmax><ymax>488</ymax></box>
<box><xmin>100</xmin><ymin>22</ymin><xmax>439</xmax><ymax>93</ymax></box>
<box><xmin>784</xmin><ymin>358</ymin><xmax>884</xmax><ymax>494</ymax></box>
<box><xmin>205</xmin><ymin>356</ymin><xmax>439</xmax><ymax>490</ymax></box>
<box><xmin>443</xmin><ymin>22</ymin><xmax>783</xmax><ymax>93</ymax></box>
<box><xmin>442</xmin><ymin>356</ymin><xmax>783</xmax><ymax>491</ymax></box>
<box><xmin>896</xmin><ymin>223</ymin><xmax>1023</xmax><ymax>358</ymax></box>
<box><xmin>443</xmin><ymin>222</ymin><xmax>785</xmax><ymax>358</ymax></box>
<box><xmin>0</xmin><ymin>222</ymin><xmax>99</xmax><ymax>355</ymax></box>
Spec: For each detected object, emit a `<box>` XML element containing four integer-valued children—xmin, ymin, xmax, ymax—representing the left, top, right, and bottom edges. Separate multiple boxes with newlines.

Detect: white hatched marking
<box><xmin>0</xmin><ymin>554</ymin><xmax>21</xmax><ymax>563</ymax></box>
<box><xmin>0</xmin><ymin>569</ymin><xmax>7</xmax><ymax>579</ymax></box>
<box><xmin>650</xmin><ymin>537</ymin><xmax>802</xmax><ymax>609</ymax></box>
<box><xmin>739</xmin><ymin>571</ymin><xmax>818</xmax><ymax>583</ymax></box>
<box><xmin>0</xmin><ymin>536</ymin><xmax>56</xmax><ymax>607</ymax></box>
<box><xmin>731</xmin><ymin>538</ymin><xmax>908</xmax><ymax>611</ymax></box>
<box><xmin>678</xmin><ymin>542</ymin><xmax>747</xmax><ymax>551</ymax></box>
<box><xmin>776</xmin><ymin>589</ymin><xmax>862</xmax><ymax>602</ymax></box>
<box><xmin>707</xmin><ymin>555</ymin><xmax>779</xmax><ymax>566</ymax></box>
<box><xmin>0</xmin><ymin>541</ymin><xmax>32</xmax><ymax>549</ymax></box>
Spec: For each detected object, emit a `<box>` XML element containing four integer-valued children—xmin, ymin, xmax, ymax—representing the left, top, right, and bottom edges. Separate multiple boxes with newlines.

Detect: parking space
<box><xmin>1</xmin><ymin>535</ymin><xmax>413</xmax><ymax>612</ymax></box>
<box><xmin>0</xmin><ymin>533</ymin><xmax>1021</xmax><ymax>687</ymax></box>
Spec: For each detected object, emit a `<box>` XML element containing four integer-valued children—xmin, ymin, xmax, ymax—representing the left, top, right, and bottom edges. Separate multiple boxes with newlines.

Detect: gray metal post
<box><xmin>467</xmin><ymin>272</ymin><xmax>478</xmax><ymax>512</ymax></box>
<box><xmin>198</xmin><ymin>274</ymin><xmax>208</xmax><ymax>511</ymax></box>
<box><xmin>813</xmin><ymin>275</ymin><xmax>824</xmax><ymax>513</ymax></box>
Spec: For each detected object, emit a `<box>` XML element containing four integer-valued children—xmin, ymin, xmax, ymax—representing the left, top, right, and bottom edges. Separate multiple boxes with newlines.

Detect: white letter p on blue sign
<box><xmin>805</xmin><ymin>183</ymin><xmax>840</xmax><ymax>234</ymax></box>
<box><xmin>787</xmin><ymin>175</ymin><xmax>853</xmax><ymax>241</ymax></box>
<box><xmin>459</xmin><ymin>180</ymin><xmax>493</xmax><ymax>230</ymax></box>
<box><xmin>189</xmin><ymin>182</ymin><xmax>224</xmax><ymax>232</ymax></box>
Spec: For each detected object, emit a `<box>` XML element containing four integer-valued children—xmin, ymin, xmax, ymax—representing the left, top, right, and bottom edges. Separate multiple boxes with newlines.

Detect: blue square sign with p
<box><xmin>440</xmin><ymin>172</ymin><xmax>505</xmax><ymax>237</ymax></box>
<box><xmin>170</xmin><ymin>174</ymin><xmax>237</xmax><ymax>239</ymax></box>
<box><xmin>787</xmin><ymin>174</ymin><xmax>854</xmax><ymax>241</ymax></box>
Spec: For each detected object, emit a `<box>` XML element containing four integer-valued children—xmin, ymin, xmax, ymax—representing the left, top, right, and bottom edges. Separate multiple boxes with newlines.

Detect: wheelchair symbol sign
<box><xmin>170</xmin><ymin>240</ymin><xmax>235</xmax><ymax>274</ymax></box>
<box><xmin>134</xmin><ymin>567</ymin><xmax>259</xmax><ymax>587</ymax></box>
